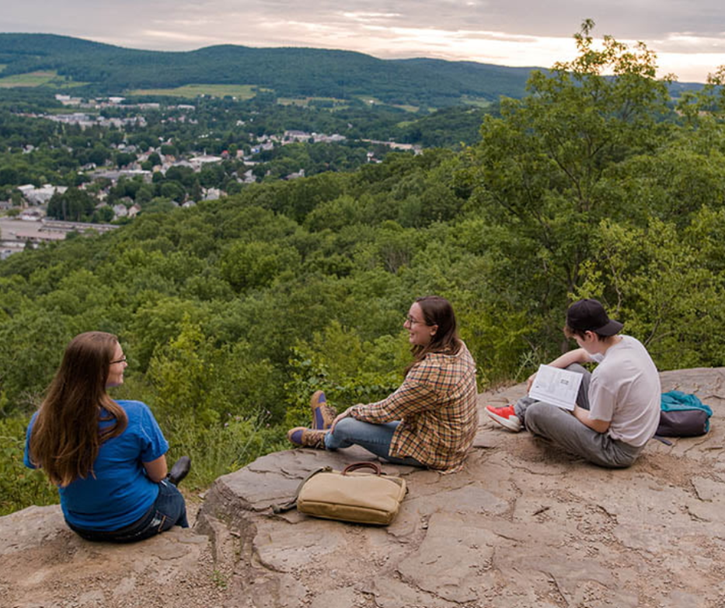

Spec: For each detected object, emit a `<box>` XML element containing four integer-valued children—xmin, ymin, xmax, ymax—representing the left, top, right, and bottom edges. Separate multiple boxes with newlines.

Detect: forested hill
<box><xmin>3</xmin><ymin>28</ymin><xmax>725</xmax><ymax>516</ymax></box>
<box><xmin>0</xmin><ymin>33</ymin><xmax>535</xmax><ymax>106</ymax></box>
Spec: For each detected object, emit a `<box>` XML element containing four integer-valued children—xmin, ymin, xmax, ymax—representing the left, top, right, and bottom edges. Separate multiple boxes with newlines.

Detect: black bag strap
<box><xmin>272</xmin><ymin>466</ymin><xmax>332</xmax><ymax>514</ymax></box>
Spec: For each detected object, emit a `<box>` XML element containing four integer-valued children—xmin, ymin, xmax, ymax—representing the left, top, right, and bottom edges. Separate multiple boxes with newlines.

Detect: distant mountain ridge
<box><xmin>0</xmin><ymin>33</ymin><xmax>538</xmax><ymax>106</ymax></box>
<box><xmin>0</xmin><ymin>33</ymin><xmax>704</xmax><ymax>107</ymax></box>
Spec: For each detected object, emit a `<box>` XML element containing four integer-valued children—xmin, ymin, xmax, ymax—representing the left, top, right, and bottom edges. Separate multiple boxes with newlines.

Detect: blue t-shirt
<box><xmin>25</xmin><ymin>400</ymin><xmax>169</xmax><ymax>531</ymax></box>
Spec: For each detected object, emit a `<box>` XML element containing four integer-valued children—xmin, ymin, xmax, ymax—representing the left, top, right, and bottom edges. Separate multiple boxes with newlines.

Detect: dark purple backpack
<box><xmin>656</xmin><ymin>391</ymin><xmax>712</xmax><ymax>438</ymax></box>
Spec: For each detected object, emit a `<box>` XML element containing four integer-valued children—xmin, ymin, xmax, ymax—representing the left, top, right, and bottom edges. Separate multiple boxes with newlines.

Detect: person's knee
<box><xmin>332</xmin><ymin>416</ymin><xmax>356</xmax><ymax>438</ymax></box>
<box><xmin>524</xmin><ymin>402</ymin><xmax>558</xmax><ymax>434</ymax></box>
<box><xmin>524</xmin><ymin>401</ymin><xmax>545</xmax><ymax>423</ymax></box>
<box><xmin>609</xmin><ymin>445</ymin><xmax>642</xmax><ymax>469</ymax></box>
<box><xmin>326</xmin><ymin>416</ymin><xmax>356</xmax><ymax>449</ymax></box>
<box><xmin>564</xmin><ymin>363</ymin><xmax>587</xmax><ymax>374</ymax></box>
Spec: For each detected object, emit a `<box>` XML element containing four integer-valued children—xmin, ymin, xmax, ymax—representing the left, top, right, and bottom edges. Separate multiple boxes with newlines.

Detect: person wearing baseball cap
<box><xmin>486</xmin><ymin>299</ymin><xmax>661</xmax><ymax>468</ymax></box>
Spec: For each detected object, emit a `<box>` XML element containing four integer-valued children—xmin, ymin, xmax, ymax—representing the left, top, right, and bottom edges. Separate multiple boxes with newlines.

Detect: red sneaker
<box><xmin>485</xmin><ymin>404</ymin><xmax>522</xmax><ymax>432</ymax></box>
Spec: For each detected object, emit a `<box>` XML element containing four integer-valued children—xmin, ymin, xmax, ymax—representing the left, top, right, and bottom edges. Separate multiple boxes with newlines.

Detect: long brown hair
<box><xmin>407</xmin><ymin>296</ymin><xmax>462</xmax><ymax>373</ymax></box>
<box><xmin>29</xmin><ymin>332</ymin><xmax>128</xmax><ymax>487</ymax></box>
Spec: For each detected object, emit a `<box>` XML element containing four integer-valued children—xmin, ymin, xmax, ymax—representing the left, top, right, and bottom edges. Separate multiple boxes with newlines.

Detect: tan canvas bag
<box><xmin>274</xmin><ymin>461</ymin><xmax>407</xmax><ymax>525</ymax></box>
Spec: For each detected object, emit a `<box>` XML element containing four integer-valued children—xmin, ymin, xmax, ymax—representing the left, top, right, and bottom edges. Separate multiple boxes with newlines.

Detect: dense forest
<box><xmin>0</xmin><ymin>33</ymin><xmax>704</xmax><ymax>107</ymax></box>
<box><xmin>0</xmin><ymin>33</ymin><xmax>536</xmax><ymax>106</ymax></box>
<box><xmin>3</xmin><ymin>25</ymin><xmax>725</xmax><ymax>515</ymax></box>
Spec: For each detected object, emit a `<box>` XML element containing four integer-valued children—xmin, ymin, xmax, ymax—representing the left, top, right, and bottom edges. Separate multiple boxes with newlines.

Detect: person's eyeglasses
<box><xmin>405</xmin><ymin>315</ymin><xmax>427</xmax><ymax>326</ymax></box>
<box><xmin>110</xmin><ymin>356</ymin><xmax>127</xmax><ymax>365</ymax></box>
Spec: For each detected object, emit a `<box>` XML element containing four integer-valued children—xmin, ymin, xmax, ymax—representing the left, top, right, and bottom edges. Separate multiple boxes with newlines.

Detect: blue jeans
<box><xmin>325</xmin><ymin>417</ymin><xmax>425</xmax><ymax>467</ymax></box>
<box><xmin>67</xmin><ymin>479</ymin><xmax>188</xmax><ymax>543</ymax></box>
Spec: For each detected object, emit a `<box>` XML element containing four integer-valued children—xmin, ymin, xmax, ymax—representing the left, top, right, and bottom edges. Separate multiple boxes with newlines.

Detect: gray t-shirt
<box><xmin>588</xmin><ymin>335</ymin><xmax>661</xmax><ymax>447</ymax></box>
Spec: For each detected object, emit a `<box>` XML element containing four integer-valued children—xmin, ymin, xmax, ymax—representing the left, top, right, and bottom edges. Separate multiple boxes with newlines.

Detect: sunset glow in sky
<box><xmin>3</xmin><ymin>1</ymin><xmax>725</xmax><ymax>83</ymax></box>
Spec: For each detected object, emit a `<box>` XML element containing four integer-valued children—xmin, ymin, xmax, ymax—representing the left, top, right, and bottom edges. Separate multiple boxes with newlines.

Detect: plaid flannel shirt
<box><xmin>351</xmin><ymin>342</ymin><xmax>478</xmax><ymax>473</ymax></box>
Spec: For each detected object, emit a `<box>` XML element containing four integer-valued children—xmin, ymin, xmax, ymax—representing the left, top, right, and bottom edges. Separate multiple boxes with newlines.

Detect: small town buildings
<box><xmin>92</xmin><ymin>169</ymin><xmax>152</xmax><ymax>183</ymax></box>
<box><xmin>189</xmin><ymin>155</ymin><xmax>223</xmax><ymax>170</ymax></box>
<box><xmin>284</xmin><ymin>169</ymin><xmax>305</xmax><ymax>180</ymax></box>
<box><xmin>18</xmin><ymin>184</ymin><xmax>67</xmax><ymax>205</ymax></box>
<box><xmin>284</xmin><ymin>130</ymin><xmax>312</xmax><ymax>143</ymax></box>
<box><xmin>202</xmin><ymin>188</ymin><xmax>222</xmax><ymax>201</ymax></box>
<box><xmin>19</xmin><ymin>209</ymin><xmax>44</xmax><ymax>221</ymax></box>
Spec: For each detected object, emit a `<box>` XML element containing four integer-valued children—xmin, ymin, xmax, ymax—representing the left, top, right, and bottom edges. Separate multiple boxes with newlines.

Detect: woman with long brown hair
<box><xmin>24</xmin><ymin>331</ymin><xmax>189</xmax><ymax>542</ymax></box>
<box><xmin>287</xmin><ymin>296</ymin><xmax>479</xmax><ymax>473</ymax></box>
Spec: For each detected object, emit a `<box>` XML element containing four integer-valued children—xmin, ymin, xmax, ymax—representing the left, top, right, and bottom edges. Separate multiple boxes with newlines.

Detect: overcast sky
<box><xmin>3</xmin><ymin>1</ymin><xmax>725</xmax><ymax>82</ymax></box>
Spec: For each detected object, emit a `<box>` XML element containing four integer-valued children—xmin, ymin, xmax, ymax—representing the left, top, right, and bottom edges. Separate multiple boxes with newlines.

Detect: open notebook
<box><xmin>528</xmin><ymin>364</ymin><xmax>583</xmax><ymax>411</ymax></box>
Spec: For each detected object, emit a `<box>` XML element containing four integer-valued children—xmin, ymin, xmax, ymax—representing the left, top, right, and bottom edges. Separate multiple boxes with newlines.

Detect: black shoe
<box><xmin>168</xmin><ymin>456</ymin><xmax>191</xmax><ymax>486</ymax></box>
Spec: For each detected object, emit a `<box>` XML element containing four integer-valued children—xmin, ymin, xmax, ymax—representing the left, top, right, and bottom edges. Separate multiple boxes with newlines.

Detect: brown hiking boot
<box><xmin>287</xmin><ymin>427</ymin><xmax>328</xmax><ymax>449</ymax></box>
<box><xmin>310</xmin><ymin>390</ymin><xmax>338</xmax><ymax>430</ymax></box>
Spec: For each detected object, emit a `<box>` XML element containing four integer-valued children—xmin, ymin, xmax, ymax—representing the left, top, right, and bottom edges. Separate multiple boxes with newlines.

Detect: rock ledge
<box><xmin>2</xmin><ymin>368</ymin><xmax>725</xmax><ymax>607</ymax></box>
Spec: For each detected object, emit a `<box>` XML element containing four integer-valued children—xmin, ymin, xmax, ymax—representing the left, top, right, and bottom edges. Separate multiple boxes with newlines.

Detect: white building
<box><xmin>19</xmin><ymin>184</ymin><xmax>68</xmax><ymax>205</ymax></box>
<box><xmin>202</xmin><ymin>188</ymin><xmax>222</xmax><ymax>201</ymax></box>
<box><xmin>20</xmin><ymin>209</ymin><xmax>44</xmax><ymax>221</ymax></box>
<box><xmin>189</xmin><ymin>155</ymin><xmax>223</xmax><ymax>170</ymax></box>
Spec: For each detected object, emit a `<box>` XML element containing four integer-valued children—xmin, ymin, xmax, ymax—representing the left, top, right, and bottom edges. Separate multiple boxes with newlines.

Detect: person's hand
<box><xmin>330</xmin><ymin>406</ymin><xmax>355</xmax><ymax>433</ymax></box>
<box><xmin>526</xmin><ymin>373</ymin><xmax>537</xmax><ymax>393</ymax></box>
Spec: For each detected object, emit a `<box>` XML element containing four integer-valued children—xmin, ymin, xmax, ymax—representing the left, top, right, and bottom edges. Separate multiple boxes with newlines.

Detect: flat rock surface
<box><xmin>2</xmin><ymin>368</ymin><xmax>725</xmax><ymax>607</ymax></box>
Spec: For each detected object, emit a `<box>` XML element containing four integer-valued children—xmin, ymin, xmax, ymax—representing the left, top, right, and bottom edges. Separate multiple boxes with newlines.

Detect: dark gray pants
<box><xmin>514</xmin><ymin>364</ymin><xmax>643</xmax><ymax>468</ymax></box>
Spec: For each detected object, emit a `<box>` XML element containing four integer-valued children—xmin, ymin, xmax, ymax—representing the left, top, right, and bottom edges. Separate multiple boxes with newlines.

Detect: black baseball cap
<box><xmin>566</xmin><ymin>299</ymin><xmax>623</xmax><ymax>336</ymax></box>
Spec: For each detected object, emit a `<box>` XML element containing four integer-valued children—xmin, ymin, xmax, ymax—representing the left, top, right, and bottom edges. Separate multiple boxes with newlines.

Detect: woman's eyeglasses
<box><xmin>405</xmin><ymin>315</ymin><xmax>427</xmax><ymax>325</ymax></box>
<box><xmin>110</xmin><ymin>356</ymin><xmax>127</xmax><ymax>365</ymax></box>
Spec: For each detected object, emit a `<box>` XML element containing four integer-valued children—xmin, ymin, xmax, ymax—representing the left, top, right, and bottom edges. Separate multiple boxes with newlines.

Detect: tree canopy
<box><xmin>3</xmin><ymin>22</ymin><xmax>725</xmax><ymax>514</ymax></box>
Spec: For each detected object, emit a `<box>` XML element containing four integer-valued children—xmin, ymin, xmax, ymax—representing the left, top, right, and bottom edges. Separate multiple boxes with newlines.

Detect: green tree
<box><xmin>578</xmin><ymin>213</ymin><xmax>725</xmax><ymax>370</ymax></box>
<box><xmin>115</xmin><ymin>152</ymin><xmax>135</xmax><ymax>168</ymax></box>
<box><xmin>46</xmin><ymin>187</ymin><xmax>96</xmax><ymax>221</ymax></box>
<box><xmin>160</xmin><ymin>181</ymin><xmax>186</xmax><ymax>202</ymax></box>
<box><xmin>0</xmin><ymin>167</ymin><xmax>18</xmax><ymax>186</ymax></box>
<box><xmin>462</xmin><ymin>19</ymin><xmax>672</xmax><ymax>344</ymax></box>
<box><xmin>219</xmin><ymin>240</ymin><xmax>301</xmax><ymax>292</ymax></box>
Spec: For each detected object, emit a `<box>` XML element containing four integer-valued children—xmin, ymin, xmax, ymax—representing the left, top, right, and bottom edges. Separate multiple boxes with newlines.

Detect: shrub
<box><xmin>0</xmin><ymin>415</ymin><xmax>57</xmax><ymax>516</ymax></box>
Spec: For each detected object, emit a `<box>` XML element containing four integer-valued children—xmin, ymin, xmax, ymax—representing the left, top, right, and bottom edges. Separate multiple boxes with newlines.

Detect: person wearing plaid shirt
<box><xmin>287</xmin><ymin>296</ymin><xmax>479</xmax><ymax>473</ymax></box>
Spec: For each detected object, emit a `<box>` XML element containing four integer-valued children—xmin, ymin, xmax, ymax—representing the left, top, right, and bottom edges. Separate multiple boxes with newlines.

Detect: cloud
<box><xmin>2</xmin><ymin>0</ymin><xmax>725</xmax><ymax>81</ymax></box>
<box><xmin>140</xmin><ymin>30</ymin><xmax>213</xmax><ymax>44</ymax></box>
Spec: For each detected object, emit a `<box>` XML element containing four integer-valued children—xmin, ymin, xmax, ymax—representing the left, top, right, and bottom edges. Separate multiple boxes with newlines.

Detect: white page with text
<box><xmin>528</xmin><ymin>364</ymin><xmax>583</xmax><ymax>411</ymax></box>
